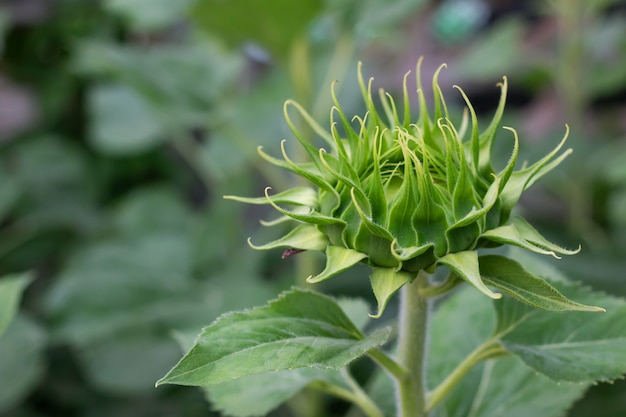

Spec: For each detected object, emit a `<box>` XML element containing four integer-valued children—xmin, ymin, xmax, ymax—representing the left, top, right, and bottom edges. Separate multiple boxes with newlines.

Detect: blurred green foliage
<box><xmin>0</xmin><ymin>0</ymin><xmax>624</xmax><ymax>416</ymax></box>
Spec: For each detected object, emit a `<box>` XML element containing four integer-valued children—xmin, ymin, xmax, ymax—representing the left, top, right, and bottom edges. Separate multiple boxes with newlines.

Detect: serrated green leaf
<box><xmin>369</xmin><ymin>268</ymin><xmax>412</xmax><ymax>318</ymax></box>
<box><xmin>480</xmin><ymin>255</ymin><xmax>603</xmax><ymax>312</ymax></box>
<box><xmin>494</xmin><ymin>280</ymin><xmax>626</xmax><ymax>382</ymax></box>
<box><xmin>157</xmin><ymin>289</ymin><xmax>390</xmax><ymax>386</ymax></box>
<box><xmin>207</xmin><ymin>368</ymin><xmax>347</xmax><ymax>417</ymax></box>
<box><xmin>206</xmin><ymin>298</ymin><xmax>370</xmax><ymax>417</ymax></box>
<box><xmin>428</xmin><ymin>288</ymin><xmax>588</xmax><ymax>417</ymax></box>
<box><xmin>0</xmin><ymin>273</ymin><xmax>33</xmax><ymax>337</ymax></box>
<box><xmin>248</xmin><ymin>224</ymin><xmax>328</xmax><ymax>252</ymax></box>
<box><xmin>437</xmin><ymin>251</ymin><xmax>501</xmax><ymax>300</ymax></box>
<box><xmin>307</xmin><ymin>246</ymin><xmax>367</xmax><ymax>283</ymax></box>
<box><xmin>480</xmin><ymin>217</ymin><xmax>579</xmax><ymax>258</ymax></box>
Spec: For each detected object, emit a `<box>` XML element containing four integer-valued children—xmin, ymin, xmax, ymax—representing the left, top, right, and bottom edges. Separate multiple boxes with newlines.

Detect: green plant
<box><xmin>157</xmin><ymin>61</ymin><xmax>626</xmax><ymax>417</ymax></box>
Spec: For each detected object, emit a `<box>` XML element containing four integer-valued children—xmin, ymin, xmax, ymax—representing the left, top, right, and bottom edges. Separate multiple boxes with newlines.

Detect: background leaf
<box><xmin>0</xmin><ymin>273</ymin><xmax>33</xmax><ymax>337</ymax></box>
<box><xmin>42</xmin><ymin>187</ymin><xmax>276</xmax><ymax>394</ymax></box>
<box><xmin>0</xmin><ymin>315</ymin><xmax>47</xmax><ymax>412</ymax></box>
<box><xmin>88</xmin><ymin>84</ymin><xmax>164</xmax><ymax>155</ymax></box>
<box><xmin>207</xmin><ymin>368</ymin><xmax>347</xmax><ymax>417</ymax></box>
<box><xmin>104</xmin><ymin>0</ymin><xmax>196</xmax><ymax>32</ymax></box>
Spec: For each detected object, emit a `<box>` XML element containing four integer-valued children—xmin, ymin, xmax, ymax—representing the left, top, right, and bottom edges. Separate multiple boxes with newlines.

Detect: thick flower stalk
<box><xmin>226</xmin><ymin>60</ymin><xmax>582</xmax><ymax>317</ymax></box>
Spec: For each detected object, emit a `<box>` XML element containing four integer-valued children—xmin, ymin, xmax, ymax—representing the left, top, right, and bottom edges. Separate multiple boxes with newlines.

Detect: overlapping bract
<box><xmin>226</xmin><ymin>60</ymin><xmax>580</xmax><ymax>316</ymax></box>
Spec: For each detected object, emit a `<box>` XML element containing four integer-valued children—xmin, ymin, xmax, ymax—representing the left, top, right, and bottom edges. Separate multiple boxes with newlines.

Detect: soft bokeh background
<box><xmin>0</xmin><ymin>0</ymin><xmax>625</xmax><ymax>416</ymax></box>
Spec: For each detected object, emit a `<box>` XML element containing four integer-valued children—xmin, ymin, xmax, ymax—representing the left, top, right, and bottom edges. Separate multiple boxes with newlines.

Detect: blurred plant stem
<box><xmin>550</xmin><ymin>0</ymin><xmax>608</xmax><ymax>249</ymax></box>
<box><xmin>551</xmin><ymin>0</ymin><xmax>591</xmax><ymax>129</ymax></box>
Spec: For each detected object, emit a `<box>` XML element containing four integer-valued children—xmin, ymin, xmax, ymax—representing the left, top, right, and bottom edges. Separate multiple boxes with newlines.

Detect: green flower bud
<box><xmin>226</xmin><ymin>59</ymin><xmax>579</xmax><ymax>317</ymax></box>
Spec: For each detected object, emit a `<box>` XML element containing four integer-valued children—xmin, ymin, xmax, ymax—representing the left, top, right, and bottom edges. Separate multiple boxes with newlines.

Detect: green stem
<box><xmin>426</xmin><ymin>340</ymin><xmax>508</xmax><ymax>412</ymax></box>
<box><xmin>286</xmin><ymin>390</ymin><xmax>324</xmax><ymax>417</ymax></box>
<box><xmin>341</xmin><ymin>368</ymin><xmax>385</xmax><ymax>417</ymax></box>
<box><xmin>396</xmin><ymin>270</ymin><xmax>430</xmax><ymax>417</ymax></box>
<box><xmin>368</xmin><ymin>348</ymin><xmax>408</xmax><ymax>382</ymax></box>
<box><xmin>310</xmin><ymin>370</ymin><xmax>384</xmax><ymax>417</ymax></box>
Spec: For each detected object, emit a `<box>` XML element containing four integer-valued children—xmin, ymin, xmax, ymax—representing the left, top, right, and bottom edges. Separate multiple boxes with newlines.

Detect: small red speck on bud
<box><xmin>281</xmin><ymin>248</ymin><xmax>305</xmax><ymax>259</ymax></box>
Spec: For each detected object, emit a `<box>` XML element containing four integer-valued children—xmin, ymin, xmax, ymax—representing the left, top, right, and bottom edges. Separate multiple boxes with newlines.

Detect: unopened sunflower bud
<box><xmin>225</xmin><ymin>59</ymin><xmax>578</xmax><ymax>317</ymax></box>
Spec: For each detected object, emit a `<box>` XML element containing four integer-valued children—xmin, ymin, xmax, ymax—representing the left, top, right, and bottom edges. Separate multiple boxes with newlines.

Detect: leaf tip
<box><xmin>246</xmin><ymin>237</ymin><xmax>258</xmax><ymax>249</ymax></box>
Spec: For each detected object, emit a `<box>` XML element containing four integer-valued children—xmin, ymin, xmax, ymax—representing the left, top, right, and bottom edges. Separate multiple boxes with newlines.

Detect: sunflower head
<box><xmin>226</xmin><ymin>60</ymin><xmax>578</xmax><ymax>317</ymax></box>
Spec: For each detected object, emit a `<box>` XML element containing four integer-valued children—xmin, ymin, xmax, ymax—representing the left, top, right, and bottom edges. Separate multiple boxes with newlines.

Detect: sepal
<box><xmin>480</xmin><ymin>255</ymin><xmax>603</xmax><ymax>312</ymax></box>
<box><xmin>224</xmin><ymin>187</ymin><xmax>317</xmax><ymax>207</ymax></box>
<box><xmin>307</xmin><ymin>246</ymin><xmax>367</xmax><ymax>283</ymax></box>
<box><xmin>248</xmin><ymin>224</ymin><xmax>328</xmax><ymax>252</ymax></box>
<box><xmin>437</xmin><ymin>251</ymin><xmax>501</xmax><ymax>300</ymax></box>
<box><xmin>369</xmin><ymin>268</ymin><xmax>412</xmax><ymax>318</ymax></box>
<box><xmin>480</xmin><ymin>217</ymin><xmax>580</xmax><ymax>258</ymax></box>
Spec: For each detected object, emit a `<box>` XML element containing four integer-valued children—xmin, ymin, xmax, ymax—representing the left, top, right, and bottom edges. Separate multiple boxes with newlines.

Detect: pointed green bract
<box><xmin>437</xmin><ymin>251</ymin><xmax>501</xmax><ymax>300</ymax></box>
<box><xmin>264</xmin><ymin>188</ymin><xmax>344</xmax><ymax>226</ymax></box>
<box><xmin>224</xmin><ymin>187</ymin><xmax>317</xmax><ymax>207</ymax></box>
<box><xmin>248</xmin><ymin>224</ymin><xmax>328</xmax><ymax>252</ymax></box>
<box><xmin>157</xmin><ymin>289</ymin><xmax>390</xmax><ymax>387</ymax></box>
<box><xmin>499</xmin><ymin>127</ymin><xmax>571</xmax><ymax>218</ymax></box>
<box><xmin>479</xmin><ymin>255</ymin><xmax>603</xmax><ymax>312</ymax></box>
<box><xmin>480</xmin><ymin>217</ymin><xmax>580</xmax><ymax>258</ymax></box>
<box><xmin>369</xmin><ymin>268</ymin><xmax>412</xmax><ymax>318</ymax></box>
<box><xmin>307</xmin><ymin>246</ymin><xmax>367</xmax><ymax>283</ymax></box>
